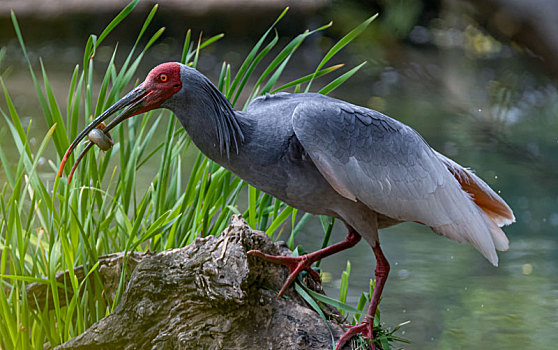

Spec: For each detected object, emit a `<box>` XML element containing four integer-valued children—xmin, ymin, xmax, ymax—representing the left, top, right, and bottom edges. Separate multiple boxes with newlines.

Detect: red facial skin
<box><xmin>134</xmin><ymin>62</ymin><xmax>182</xmax><ymax>116</ymax></box>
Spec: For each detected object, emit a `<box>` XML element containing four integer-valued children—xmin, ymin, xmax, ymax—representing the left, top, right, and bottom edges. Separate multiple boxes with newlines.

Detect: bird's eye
<box><xmin>160</xmin><ymin>74</ymin><xmax>168</xmax><ymax>82</ymax></box>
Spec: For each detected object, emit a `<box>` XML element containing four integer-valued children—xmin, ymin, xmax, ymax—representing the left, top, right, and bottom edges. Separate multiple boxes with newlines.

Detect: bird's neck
<box><xmin>169</xmin><ymin>80</ymin><xmax>246</xmax><ymax>164</ymax></box>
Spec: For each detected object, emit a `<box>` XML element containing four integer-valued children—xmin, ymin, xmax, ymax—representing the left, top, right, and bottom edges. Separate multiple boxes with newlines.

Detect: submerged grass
<box><xmin>0</xmin><ymin>2</ymin><xmax>405</xmax><ymax>349</ymax></box>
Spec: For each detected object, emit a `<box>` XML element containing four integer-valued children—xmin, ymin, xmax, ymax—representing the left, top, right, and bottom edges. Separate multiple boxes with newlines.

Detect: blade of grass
<box><xmin>271</xmin><ymin>64</ymin><xmax>344</xmax><ymax>93</ymax></box>
<box><xmin>319</xmin><ymin>62</ymin><xmax>366</xmax><ymax>95</ymax></box>
<box><xmin>227</xmin><ymin>7</ymin><xmax>289</xmax><ymax>100</ymax></box>
<box><xmin>305</xmin><ymin>13</ymin><xmax>378</xmax><ymax>92</ymax></box>
<box><xmin>338</xmin><ymin>261</ymin><xmax>351</xmax><ymax>316</ymax></box>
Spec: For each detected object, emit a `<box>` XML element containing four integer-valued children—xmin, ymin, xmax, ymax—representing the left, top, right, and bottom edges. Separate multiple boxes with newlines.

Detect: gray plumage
<box><xmin>163</xmin><ymin>64</ymin><xmax>514</xmax><ymax>266</ymax></box>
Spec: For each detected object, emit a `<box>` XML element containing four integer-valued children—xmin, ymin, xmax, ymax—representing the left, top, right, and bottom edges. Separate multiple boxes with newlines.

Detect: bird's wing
<box><xmin>292</xmin><ymin>99</ymin><xmax>502</xmax><ymax>264</ymax></box>
<box><xmin>434</xmin><ymin>150</ymin><xmax>515</xmax><ymax>227</ymax></box>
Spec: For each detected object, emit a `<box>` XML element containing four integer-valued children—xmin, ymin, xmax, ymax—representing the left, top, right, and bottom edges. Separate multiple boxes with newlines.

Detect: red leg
<box><xmin>336</xmin><ymin>243</ymin><xmax>390</xmax><ymax>350</ymax></box>
<box><xmin>248</xmin><ymin>227</ymin><xmax>361</xmax><ymax>298</ymax></box>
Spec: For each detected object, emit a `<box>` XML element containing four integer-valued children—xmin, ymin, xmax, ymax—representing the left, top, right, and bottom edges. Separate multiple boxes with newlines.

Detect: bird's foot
<box><xmin>248</xmin><ymin>228</ymin><xmax>361</xmax><ymax>298</ymax></box>
<box><xmin>336</xmin><ymin>319</ymin><xmax>375</xmax><ymax>350</ymax></box>
<box><xmin>247</xmin><ymin>250</ymin><xmax>321</xmax><ymax>297</ymax></box>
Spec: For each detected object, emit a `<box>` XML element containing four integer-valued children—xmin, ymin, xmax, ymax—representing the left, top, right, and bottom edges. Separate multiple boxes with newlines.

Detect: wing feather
<box><xmin>292</xmin><ymin>98</ymin><xmax>509</xmax><ymax>265</ymax></box>
<box><xmin>434</xmin><ymin>151</ymin><xmax>515</xmax><ymax>227</ymax></box>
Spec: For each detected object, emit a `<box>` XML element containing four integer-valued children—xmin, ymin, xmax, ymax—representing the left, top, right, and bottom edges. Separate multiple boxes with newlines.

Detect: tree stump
<box><xmin>51</xmin><ymin>215</ymin><xmax>350</xmax><ymax>350</ymax></box>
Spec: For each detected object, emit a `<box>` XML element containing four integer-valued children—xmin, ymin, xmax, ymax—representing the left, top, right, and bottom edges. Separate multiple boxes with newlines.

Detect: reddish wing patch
<box><xmin>446</xmin><ymin>166</ymin><xmax>514</xmax><ymax>224</ymax></box>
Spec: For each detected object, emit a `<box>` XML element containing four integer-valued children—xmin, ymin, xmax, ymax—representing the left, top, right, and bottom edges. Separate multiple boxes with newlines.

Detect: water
<box><xmin>298</xmin><ymin>222</ymin><xmax>558</xmax><ymax>348</ymax></box>
<box><xmin>1</xmin><ymin>6</ymin><xmax>558</xmax><ymax>349</ymax></box>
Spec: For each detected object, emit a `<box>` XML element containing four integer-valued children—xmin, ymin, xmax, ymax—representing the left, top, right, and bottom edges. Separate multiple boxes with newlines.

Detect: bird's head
<box><xmin>134</xmin><ymin>62</ymin><xmax>183</xmax><ymax>114</ymax></box>
<box><xmin>58</xmin><ymin>62</ymin><xmax>183</xmax><ymax>180</ymax></box>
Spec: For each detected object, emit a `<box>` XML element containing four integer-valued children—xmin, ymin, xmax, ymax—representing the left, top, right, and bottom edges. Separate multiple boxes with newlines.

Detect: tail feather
<box><xmin>433</xmin><ymin>214</ymin><xmax>499</xmax><ymax>266</ymax></box>
<box><xmin>435</xmin><ymin>151</ymin><xmax>515</xmax><ymax>227</ymax></box>
<box><xmin>432</xmin><ymin>151</ymin><xmax>514</xmax><ymax>265</ymax></box>
<box><xmin>480</xmin><ymin>211</ymin><xmax>510</xmax><ymax>251</ymax></box>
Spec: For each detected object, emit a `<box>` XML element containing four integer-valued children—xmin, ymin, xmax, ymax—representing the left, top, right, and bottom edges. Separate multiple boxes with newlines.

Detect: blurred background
<box><xmin>0</xmin><ymin>0</ymin><xmax>557</xmax><ymax>348</ymax></box>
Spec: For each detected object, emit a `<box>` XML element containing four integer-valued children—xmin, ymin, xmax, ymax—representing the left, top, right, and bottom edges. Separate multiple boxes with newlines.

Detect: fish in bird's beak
<box><xmin>57</xmin><ymin>62</ymin><xmax>183</xmax><ymax>182</ymax></box>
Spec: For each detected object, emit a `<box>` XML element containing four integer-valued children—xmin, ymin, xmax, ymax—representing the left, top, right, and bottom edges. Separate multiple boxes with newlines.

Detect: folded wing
<box><xmin>292</xmin><ymin>98</ymin><xmax>513</xmax><ymax>265</ymax></box>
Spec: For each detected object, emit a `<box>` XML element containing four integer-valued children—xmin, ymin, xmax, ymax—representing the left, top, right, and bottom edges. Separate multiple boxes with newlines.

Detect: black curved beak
<box><xmin>58</xmin><ymin>85</ymin><xmax>149</xmax><ymax>181</ymax></box>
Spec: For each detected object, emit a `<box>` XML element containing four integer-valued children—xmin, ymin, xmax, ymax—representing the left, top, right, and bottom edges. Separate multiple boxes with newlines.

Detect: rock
<box><xmin>52</xmin><ymin>215</ymin><xmax>350</xmax><ymax>350</ymax></box>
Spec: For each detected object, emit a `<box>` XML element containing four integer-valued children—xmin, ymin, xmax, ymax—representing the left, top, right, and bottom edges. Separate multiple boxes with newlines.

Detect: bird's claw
<box><xmin>247</xmin><ymin>250</ymin><xmax>321</xmax><ymax>297</ymax></box>
<box><xmin>336</xmin><ymin>320</ymin><xmax>375</xmax><ymax>350</ymax></box>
